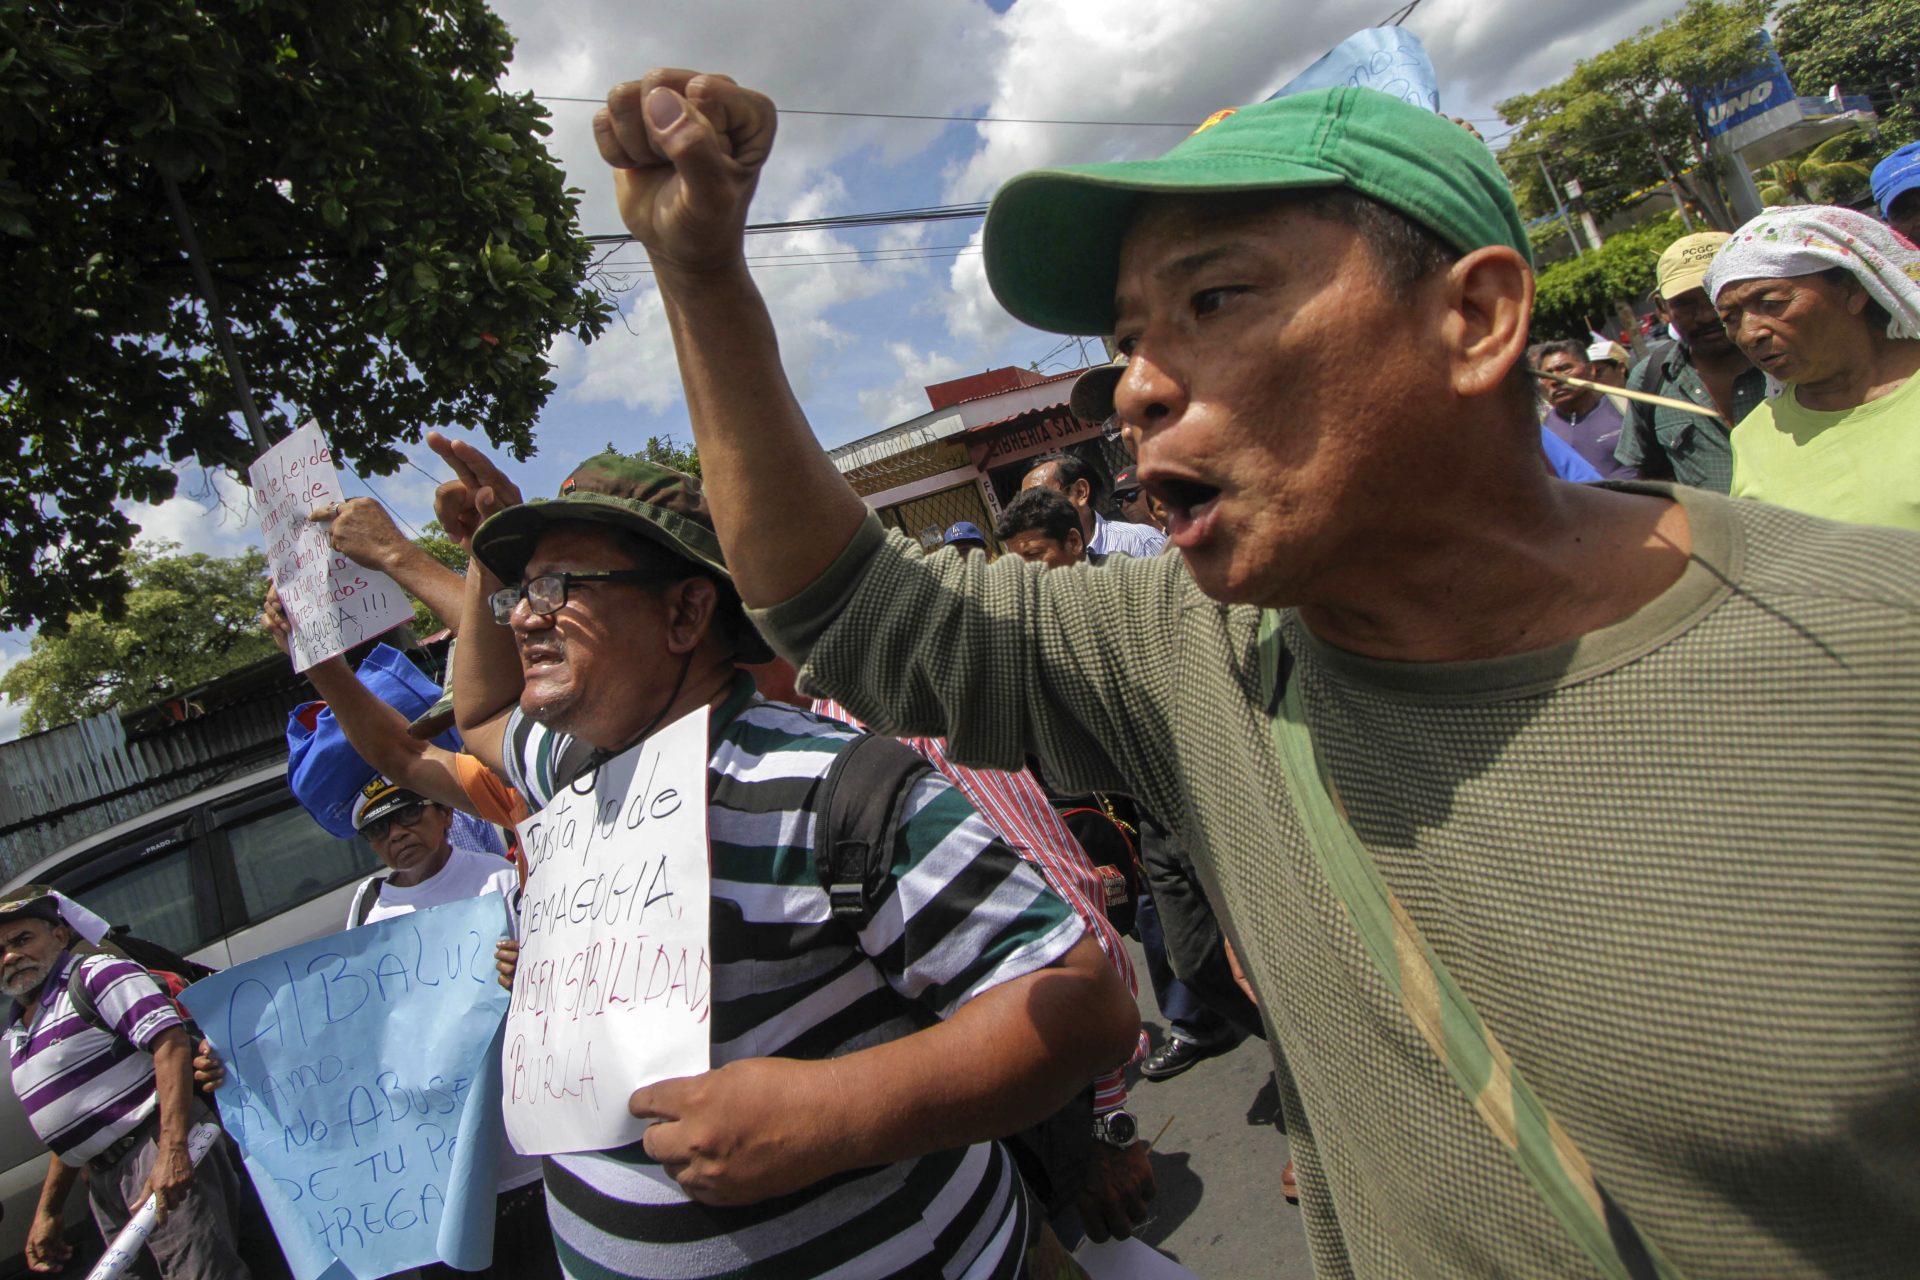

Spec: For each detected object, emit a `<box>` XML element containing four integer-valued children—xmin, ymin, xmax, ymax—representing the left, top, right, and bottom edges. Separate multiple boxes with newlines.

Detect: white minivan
<box><xmin>0</xmin><ymin>762</ymin><xmax>382</xmax><ymax>1273</ymax></box>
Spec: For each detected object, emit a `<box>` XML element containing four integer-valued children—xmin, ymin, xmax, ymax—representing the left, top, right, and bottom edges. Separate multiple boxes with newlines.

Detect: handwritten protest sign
<box><xmin>248</xmin><ymin>420</ymin><xmax>416</xmax><ymax>672</ymax></box>
<box><xmin>180</xmin><ymin>895</ymin><xmax>512</xmax><ymax>1280</ymax></box>
<box><xmin>1264</xmin><ymin>27</ymin><xmax>1441</xmax><ymax>112</ymax></box>
<box><xmin>503</xmin><ymin>704</ymin><xmax>713</xmax><ymax>1156</ymax></box>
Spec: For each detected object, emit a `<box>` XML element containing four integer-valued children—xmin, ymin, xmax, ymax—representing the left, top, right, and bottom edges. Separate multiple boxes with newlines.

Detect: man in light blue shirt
<box><xmin>1021</xmin><ymin>451</ymin><xmax>1167</xmax><ymax>557</ymax></box>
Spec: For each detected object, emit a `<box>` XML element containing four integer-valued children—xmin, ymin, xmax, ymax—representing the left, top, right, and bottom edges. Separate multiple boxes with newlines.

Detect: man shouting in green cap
<box><xmin>593</xmin><ymin>70</ymin><xmax>1920</xmax><ymax>1279</ymax></box>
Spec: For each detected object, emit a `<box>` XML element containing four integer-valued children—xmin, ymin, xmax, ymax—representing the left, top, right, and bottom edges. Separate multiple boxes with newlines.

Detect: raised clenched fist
<box><xmin>593</xmin><ymin>70</ymin><xmax>778</xmax><ymax>277</ymax></box>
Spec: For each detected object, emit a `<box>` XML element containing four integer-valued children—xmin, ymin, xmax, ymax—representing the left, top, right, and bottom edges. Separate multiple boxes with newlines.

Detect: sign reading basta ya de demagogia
<box><xmin>502</xmin><ymin>703</ymin><xmax>714</xmax><ymax>1156</ymax></box>
<box><xmin>249</xmin><ymin>420</ymin><xmax>417</xmax><ymax>672</ymax></box>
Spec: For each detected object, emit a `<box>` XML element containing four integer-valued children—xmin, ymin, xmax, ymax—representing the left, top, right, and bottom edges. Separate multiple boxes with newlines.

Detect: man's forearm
<box><xmin>375</xmin><ymin>543</ymin><xmax>467</xmax><ymax>633</ymax></box>
<box><xmin>34</xmin><ymin>1151</ymin><xmax>79</xmax><ymax>1217</ymax></box>
<box><xmin>149</xmin><ymin>1029</ymin><xmax>193</xmax><ymax>1146</ymax></box>
<box><xmin>452</xmin><ymin>556</ymin><xmax>519</xmax><ymax>733</ymax></box>
<box><xmin>831</xmin><ymin>937</ymin><xmax>1137</xmax><ymax>1171</ymax></box>
<box><xmin>302</xmin><ymin>657</ymin><xmax>474</xmax><ymax>813</ymax></box>
<box><xmin>654</xmin><ymin>263</ymin><xmax>868</xmax><ymax>609</ymax></box>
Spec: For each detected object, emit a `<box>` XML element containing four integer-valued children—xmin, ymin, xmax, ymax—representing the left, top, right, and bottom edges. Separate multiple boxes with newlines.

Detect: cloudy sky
<box><xmin>0</xmin><ymin>0</ymin><xmax>1699</xmax><ymax>740</ymax></box>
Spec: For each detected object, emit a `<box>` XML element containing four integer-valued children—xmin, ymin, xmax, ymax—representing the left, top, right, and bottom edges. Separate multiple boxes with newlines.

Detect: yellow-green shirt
<box><xmin>1729</xmin><ymin>372</ymin><xmax>1920</xmax><ymax>530</ymax></box>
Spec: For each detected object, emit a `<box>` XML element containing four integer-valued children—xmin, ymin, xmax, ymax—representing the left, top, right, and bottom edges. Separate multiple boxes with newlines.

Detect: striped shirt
<box><xmin>6</xmin><ymin>952</ymin><xmax>181</xmax><ymax>1164</ymax></box>
<box><xmin>500</xmin><ymin>683</ymin><xmax>1084</xmax><ymax>1279</ymax></box>
<box><xmin>814</xmin><ymin>698</ymin><xmax>1141</xmax><ymax>1112</ymax></box>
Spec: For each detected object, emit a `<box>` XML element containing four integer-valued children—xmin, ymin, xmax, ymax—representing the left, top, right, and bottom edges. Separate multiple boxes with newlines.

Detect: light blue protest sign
<box><xmin>1265</xmin><ymin>27</ymin><xmax>1441</xmax><ymax>112</ymax></box>
<box><xmin>180</xmin><ymin>895</ymin><xmax>512</xmax><ymax>1280</ymax></box>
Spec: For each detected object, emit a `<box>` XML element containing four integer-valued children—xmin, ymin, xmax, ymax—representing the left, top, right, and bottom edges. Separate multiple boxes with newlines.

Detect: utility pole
<box><xmin>1536</xmin><ymin>155</ymin><xmax>1585</xmax><ymax>256</ymax></box>
<box><xmin>1563</xmin><ymin>177</ymin><xmax>1606</xmax><ymax>249</ymax></box>
<box><xmin>162</xmin><ymin>176</ymin><xmax>275</xmax><ymax>456</ymax></box>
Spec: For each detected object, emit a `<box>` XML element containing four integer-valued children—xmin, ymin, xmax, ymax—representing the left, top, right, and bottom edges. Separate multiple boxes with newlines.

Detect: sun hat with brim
<box><xmin>0</xmin><ymin>887</ymin><xmax>112</xmax><ymax>944</ymax></box>
<box><xmin>1070</xmin><ymin>356</ymin><xmax>1125</xmax><ymax>424</ymax></box>
<box><xmin>471</xmin><ymin>452</ymin><xmax>774</xmax><ymax>663</ymax></box>
<box><xmin>984</xmin><ymin>86</ymin><xmax>1532</xmax><ymax>337</ymax></box>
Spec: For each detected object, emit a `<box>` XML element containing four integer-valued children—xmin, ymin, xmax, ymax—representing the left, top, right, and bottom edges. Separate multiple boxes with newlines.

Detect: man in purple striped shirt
<box><xmin>2</xmin><ymin>891</ymin><xmax>252</xmax><ymax>1278</ymax></box>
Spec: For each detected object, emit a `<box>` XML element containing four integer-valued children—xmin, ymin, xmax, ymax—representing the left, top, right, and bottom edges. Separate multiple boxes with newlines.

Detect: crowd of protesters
<box><xmin>6</xmin><ymin>57</ymin><xmax>1919</xmax><ymax>1280</ymax></box>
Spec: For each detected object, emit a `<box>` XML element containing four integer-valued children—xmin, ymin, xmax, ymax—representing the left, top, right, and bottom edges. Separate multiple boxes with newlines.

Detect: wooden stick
<box><xmin>1530</xmin><ymin>366</ymin><xmax>1725</xmax><ymax>421</ymax></box>
<box><xmin>1145</xmin><ymin>1115</ymin><xmax>1175</xmax><ymax>1153</ymax></box>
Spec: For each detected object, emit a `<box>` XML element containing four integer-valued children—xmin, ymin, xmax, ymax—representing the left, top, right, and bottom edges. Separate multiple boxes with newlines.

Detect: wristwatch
<box><xmin>1092</xmin><ymin>1108</ymin><xmax>1138</xmax><ymax>1148</ymax></box>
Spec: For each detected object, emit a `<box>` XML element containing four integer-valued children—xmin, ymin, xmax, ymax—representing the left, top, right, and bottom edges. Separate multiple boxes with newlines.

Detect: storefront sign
<box><xmin>969</xmin><ymin>409</ymin><xmax>1104</xmax><ymax>471</ymax></box>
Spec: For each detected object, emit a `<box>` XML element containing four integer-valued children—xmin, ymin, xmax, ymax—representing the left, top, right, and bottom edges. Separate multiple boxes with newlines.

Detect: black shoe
<box><xmin>1140</xmin><ymin>1036</ymin><xmax>1221</xmax><ymax>1081</ymax></box>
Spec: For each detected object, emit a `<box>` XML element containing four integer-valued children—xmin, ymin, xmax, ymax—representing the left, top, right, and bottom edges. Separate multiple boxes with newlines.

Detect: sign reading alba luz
<box><xmin>503</xmin><ymin>705</ymin><xmax>713</xmax><ymax>1156</ymax></box>
<box><xmin>179</xmin><ymin>896</ymin><xmax>513</xmax><ymax>1280</ymax></box>
<box><xmin>249</xmin><ymin>420</ymin><xmax>416</xmax><ymax>672</ymax></box>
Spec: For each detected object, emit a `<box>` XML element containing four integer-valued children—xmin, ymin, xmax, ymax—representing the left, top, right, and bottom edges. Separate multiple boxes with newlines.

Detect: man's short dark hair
<box><xmin>1527</xmin><ymin>339</ymin><xmax>1586</xmax><ymax>366</ymax></box>
<box><xmin>996</xmin><ymin>487</ymin><xmax>1081</xmax><ymax>545</ymax></box>
<box><xmin>1284</xmin><ymin>189</ymin><xmax>1538</xmax><ymax>415</ymax></box>
<box><xmin>1288</xmin><ymin>188</ymin><xmax>1459</xmax><ymax>295</ymax></box>
<box><xmin>1026</xmin><ymin>451</ymin><xmax>1103</xmax><ymax>505</ymax></box>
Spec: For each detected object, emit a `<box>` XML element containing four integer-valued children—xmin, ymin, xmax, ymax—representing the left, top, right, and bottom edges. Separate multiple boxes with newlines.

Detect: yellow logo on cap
<box><xmin>1192</xmin><ymin>108</ymin><xmax>1238</xmax><ymax>136</ymax></box>
<box><xmin>360</xmin><ymin>775</ymin><xmax>397</xmax><ymax>803</ymax></box>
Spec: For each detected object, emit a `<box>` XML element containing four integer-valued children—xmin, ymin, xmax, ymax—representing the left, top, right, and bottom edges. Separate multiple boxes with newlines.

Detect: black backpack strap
<box><xmin>812</xmin><ymin>735</ymin><xmax>934</xmax><ymax>934</ymax></box>
<box><xmin>66</xmin><ymin>961</ymin><xmax>105</xmax><ymax>1036</ymax></box>
<box><xmin>352</xmin><ymin>875</ymin><xmax>389</xmax><ymax>928</ymax></box>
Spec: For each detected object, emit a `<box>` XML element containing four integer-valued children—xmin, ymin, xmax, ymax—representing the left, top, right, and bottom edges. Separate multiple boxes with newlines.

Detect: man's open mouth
<box><xmin>1147</xmin><ymin>476</ymin><xmax>1222</xmax><ymax>523</ymax></box>
<box><xmin>520</xmin><ymin>643</ymin><xmax>564</xmax><ymax>669</ymax></box>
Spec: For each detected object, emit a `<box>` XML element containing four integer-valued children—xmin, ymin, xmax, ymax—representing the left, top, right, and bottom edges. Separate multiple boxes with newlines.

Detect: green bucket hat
<box><xmin>983</xmin><ymin>86</ymin><xmax>1532</xmax><ymax>337</ymax></box>
<box><xmin>471</xmin><ymin>453</ymin><xmax>773</xmax><ymax>663</ymax></box>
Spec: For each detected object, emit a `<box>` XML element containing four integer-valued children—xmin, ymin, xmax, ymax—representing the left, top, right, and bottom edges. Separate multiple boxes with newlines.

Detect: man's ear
<box><xmin>1441</xmin><ymin>245</ymin><xmax>1533</xmax><ymax>401</ymax></box>
<box><xmin>1069</xmin><ymin>478</ymin><xmax>1092</xmax><ymax>507</ymax></box>
<box><xmin>1065</xmin><ymin>527</ymin><xmax>1085</xmax><ymax>557</ymax></box>
<box><xmin>663</xmin><ymin>577</ymin><xmax>721</xmax><ymax>654</ymax></box>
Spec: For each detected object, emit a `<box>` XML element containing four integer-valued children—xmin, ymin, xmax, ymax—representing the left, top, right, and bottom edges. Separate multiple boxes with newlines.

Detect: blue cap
<box><xmin>943</xmin><ymin>521</ymin><xmax>987</xmax><ymax>546</ymax></box>
<box><xmin>1872</xmin><ymin>142</ymin><xmax>1920</xmax><ymax>215</ymax></box>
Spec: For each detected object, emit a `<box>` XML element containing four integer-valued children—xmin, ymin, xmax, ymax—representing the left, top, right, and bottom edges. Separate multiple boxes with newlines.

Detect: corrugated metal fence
<box><xmin>0</xmin><ymin>683</ymin><xmax>303</xmax><ymax>879</ymax></box>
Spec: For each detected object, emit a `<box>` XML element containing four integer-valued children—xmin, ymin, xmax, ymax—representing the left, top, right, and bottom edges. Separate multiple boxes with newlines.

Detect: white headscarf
<box><xmin>1704</xmin><ymin>205</ymin><xmax>1920</xmax><ymax>340</ymax></box>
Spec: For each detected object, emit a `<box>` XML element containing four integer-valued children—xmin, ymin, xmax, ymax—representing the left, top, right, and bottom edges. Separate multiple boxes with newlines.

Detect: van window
<box><xmin>224</xmin><ymin>806</ymin><xmax>380</xmax><ymax>925</ymax></box>
<box><xmin>74</xmin><ymin>846</ymin><xmax>202</xmax><ymax>956</ymax></box>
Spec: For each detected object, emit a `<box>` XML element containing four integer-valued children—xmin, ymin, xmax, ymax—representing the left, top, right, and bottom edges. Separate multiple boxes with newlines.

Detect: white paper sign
<box><xmin>502</xmin><ymin>705</ymin><xmax>713</xmax><ymax>1155</ymax></box>
<box><xmin>1073</xmin><ymin>1237</ymin><xmax>1201</xmax><ymax>1280</ymax></box>
<box><xmin>248</xmin><ymin>420</ymin><xmax>417</xmax><ymax>672</ymax></box>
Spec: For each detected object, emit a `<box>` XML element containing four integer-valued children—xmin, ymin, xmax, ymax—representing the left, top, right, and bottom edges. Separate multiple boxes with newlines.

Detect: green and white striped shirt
<box><xmin>502</xmin><ymin>687</ymin><xmax>1082</xmax><ymax>1279</ymax></box>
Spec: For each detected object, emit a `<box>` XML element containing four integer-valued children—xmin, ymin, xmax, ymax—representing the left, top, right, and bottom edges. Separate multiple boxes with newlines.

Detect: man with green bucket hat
<box><xmin>592</xmin><ymin>69</ymin><xmax>1920</xmax><ymax>1278</ymax></box>
<box><xmin>422</xmin><ymin>432</ymin><xmax>1138</xmax><ymax>1280</ymax></box>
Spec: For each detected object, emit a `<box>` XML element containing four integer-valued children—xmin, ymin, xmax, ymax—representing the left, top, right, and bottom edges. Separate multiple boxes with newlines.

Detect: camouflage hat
<box><xmin>470</xmin><ymin>453</ymin><xmax>773</xmax><ymax>662</ymax></box>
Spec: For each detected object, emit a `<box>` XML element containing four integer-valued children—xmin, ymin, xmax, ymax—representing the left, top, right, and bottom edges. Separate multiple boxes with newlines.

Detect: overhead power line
<box><xmin>581</xmin><ymin>202</ymin><xmax>991</xmax><ymax>246</ymax></box>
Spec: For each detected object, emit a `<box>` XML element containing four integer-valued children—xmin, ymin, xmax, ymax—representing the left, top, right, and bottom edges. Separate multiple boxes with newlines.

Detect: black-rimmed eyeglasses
<box><xmin>489</xmin><ymin>571</ymin><xmax>667</xmax><ymax>625</ymax></box>
<box><xmin>362</xmin><ymin>803</ymin><xmax>431</xmax><ymax>840</ymax></box>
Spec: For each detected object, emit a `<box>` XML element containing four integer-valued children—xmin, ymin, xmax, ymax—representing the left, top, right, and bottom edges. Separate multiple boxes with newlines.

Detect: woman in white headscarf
<box><xmin>1705</xmin><ymin>204</ymin><xmax>1920</xmax><ymax>531</ymax></box>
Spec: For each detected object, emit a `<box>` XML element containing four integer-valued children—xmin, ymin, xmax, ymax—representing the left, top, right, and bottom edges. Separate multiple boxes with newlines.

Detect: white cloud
<box><xmin>127</xmin><ymin>467</ymin><xmax>258</xmax><ymax>559</ymax></box>
<box><xmin>475</xmin><ymin>0</ymin><xmax>1716</xmax><ymax>408</ymax></box>
<box><xmin>856</xmin><ymin>341</ymin><xmax>968</xmax><ymax>427</ymax></box>
<box><xmin>0</xmin><ymin>640</ymin><xmax>30</xmax><ymax>744</ymax></box>
<box><xmin>554</xmin><ymin>174</ymin><xmax>939</xmax><ymax>414</ymax></box>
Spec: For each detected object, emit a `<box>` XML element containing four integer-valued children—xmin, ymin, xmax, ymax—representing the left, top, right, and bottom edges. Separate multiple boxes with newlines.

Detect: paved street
<box><xmin>1115</xmin><ymin>939</ymin><xmax>1313</xmax><ymax>1278</ymax></box>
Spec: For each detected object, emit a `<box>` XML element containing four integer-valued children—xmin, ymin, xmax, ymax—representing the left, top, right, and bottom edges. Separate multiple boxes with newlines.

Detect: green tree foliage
<box><xmin>0</xmin><ymin>0</ymin><xmax>614</xmax><ymax>633</ymax></box>
<box><xmin>1531</xmin><ymin>214</ymin><xmax>1689</xmax><ymax>341</ymax></box>
<box><xmin>1497</xmin><ymin>1</ymin><xmax>1776</xmax><ymax>230</ymax></box>
<box><xmin>1753</xmin><ymin>136</ymin><xmax>1873</xmax><ymax>205</ymax></box>
<box><xmin>604</xmin><ymin>436</ymin><xmax>702</xmax><ymax>478</ymax></box>
<box><xmin>1777</xmin><ymin>0</ymin><xmax>1920</xmax><ymax>143</ymax></box>
<box><xmin>0</xmin><ymin>542</ymin><xmax>278</xmax><ymax>733</ymax></box>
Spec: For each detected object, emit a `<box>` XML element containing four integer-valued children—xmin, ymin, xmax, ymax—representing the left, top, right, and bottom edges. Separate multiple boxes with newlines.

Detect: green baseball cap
<box><xmin>471</xmin><ymin>453</ymin><xmax>773</xmax><ymax>662</ymax></box>
<box><xmin>983</xmin><ymin>86</ymin><xmax>1532</xmax><ymax>336</ymax></box>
